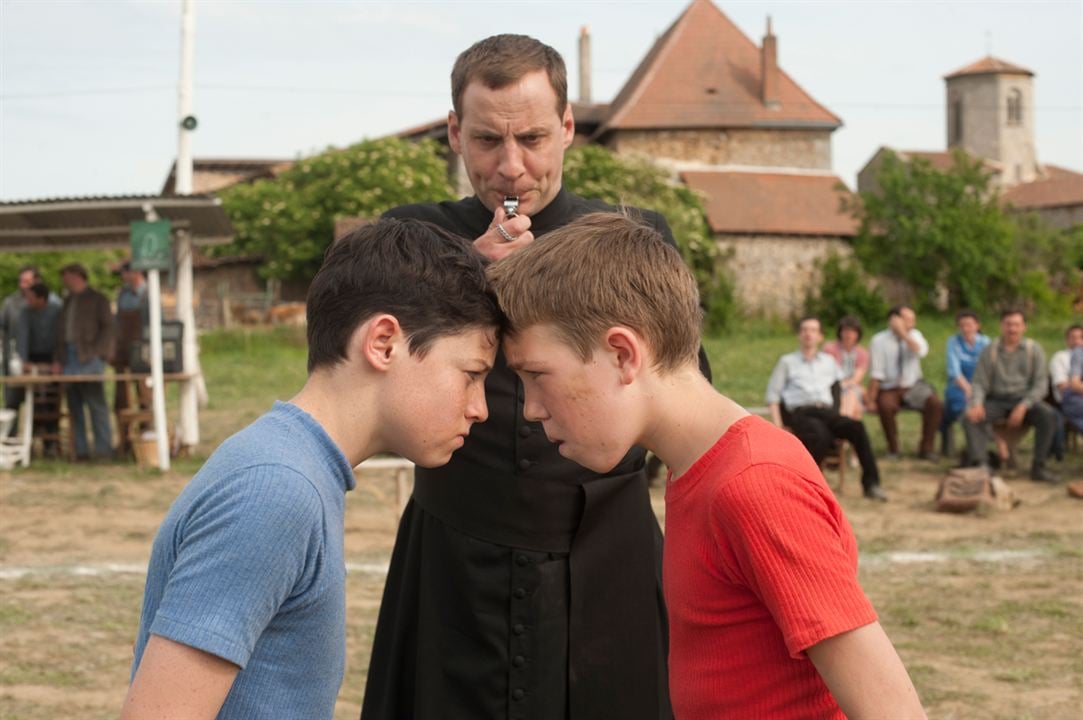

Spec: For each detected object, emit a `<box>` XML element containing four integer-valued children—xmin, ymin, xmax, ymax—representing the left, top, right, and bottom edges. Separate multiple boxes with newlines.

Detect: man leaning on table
<box><xmin>53</xmin><ymin>263</ymin><xmax>114</xmax><ymax>460</ymax></box>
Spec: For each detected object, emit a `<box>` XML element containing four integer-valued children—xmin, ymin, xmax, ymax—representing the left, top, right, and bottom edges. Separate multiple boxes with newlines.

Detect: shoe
<box><xmin>920</xmin><ymin>451</ymin><xmax>940</xmax><ymax>462</ymax></box>
<box><xmin>863</xmin><ymin>486</ymin><xmax>889</xmax><ymax>502</ymax></box>
<box><xmin>1030</xmin><ymin>467</ymin><xmax>1061</xmax><ymax>483</ymax></box>
<box><xmin>986</xmin><ymin>451</ymin><xmax>1002</xmax><ymax>471</ymax></box>
<box><xmin>885</xmin><ymin>452</ymin><xmax>901</xmax><ymax>461</ymax></box>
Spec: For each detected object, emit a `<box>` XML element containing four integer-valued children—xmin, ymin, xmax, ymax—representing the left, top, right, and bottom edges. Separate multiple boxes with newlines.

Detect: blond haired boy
<box><xmin>488</xmin><ymin>213</ymin><xmax>925</xmax><ymax>720</ymax></box>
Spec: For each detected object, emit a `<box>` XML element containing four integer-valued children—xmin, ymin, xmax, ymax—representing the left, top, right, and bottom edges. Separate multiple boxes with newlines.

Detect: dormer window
<box><xmin>1007</xmin><ymin>88</ymin><xmax>1023</xmax><ymax>125</ymax></box>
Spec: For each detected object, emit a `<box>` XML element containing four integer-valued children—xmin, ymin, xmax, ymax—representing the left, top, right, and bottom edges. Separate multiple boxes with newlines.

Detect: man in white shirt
<box><xmin>1049</xmin><ymin>324</ymin><xmax>1083</xmax><ymax>405</ymax></box>
<box><xmin>867</xmin><ymin>305</ymin><xmax>943</xmax><ymax>460</ymax></box>
<box><xmin>767</xmin><ymin>317</ymin><xmax>886</xmax><ymax>500</ymax></box>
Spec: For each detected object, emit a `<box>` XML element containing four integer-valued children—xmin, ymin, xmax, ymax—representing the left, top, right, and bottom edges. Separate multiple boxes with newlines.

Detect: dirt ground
<box><xmin>1</xmin><ymin>451</ymin><xmax>1081</xmax><ymax>719</ymax></box>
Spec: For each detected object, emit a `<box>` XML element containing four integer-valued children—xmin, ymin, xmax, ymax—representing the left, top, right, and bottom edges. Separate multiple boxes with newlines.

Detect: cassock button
<box><xmin>515</xmin><ymin>554</ymin><xmax>529</xmax><ymax>566</ymax></box>
<box><xmin>514</xmin><ymin>587</ymin><xmax>527</xmax><ymax>599</ymax></box>
<box><xmin>518</xmin><ymin>425</ymin><xmax>531</xmax><ymax>438</ymax></box>
<box><xmin>512</xmin><ymin>688</ymin><xmax>525</xmax><ymax>701</ymax></box>
<box><xmin>518</xmin><ymin>458</ymin><xmax>531</xmax><ymax>471</ymax></box>
<box><xmin>513</xmin><ymin>623</ymin><xmax>525</xmax><ymax>635</ymax></box>
<box><xmin>513</xmin><ymin>655</ymin><xmax>525</xmax><ymax>667</ymax></box>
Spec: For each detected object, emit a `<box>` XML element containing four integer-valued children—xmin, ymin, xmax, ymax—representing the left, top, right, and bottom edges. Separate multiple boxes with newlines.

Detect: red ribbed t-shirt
<box><xmin>663</xmin><ymin>415</ymin><xmax>877</xmax><ymax>720</ymax></box>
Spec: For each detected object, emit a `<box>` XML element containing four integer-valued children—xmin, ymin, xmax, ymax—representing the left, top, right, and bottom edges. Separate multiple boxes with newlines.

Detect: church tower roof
<box><xmin>945</xmin><ymin>55</ymin><xmax>1034</xmax><ymax>80</ymax></box>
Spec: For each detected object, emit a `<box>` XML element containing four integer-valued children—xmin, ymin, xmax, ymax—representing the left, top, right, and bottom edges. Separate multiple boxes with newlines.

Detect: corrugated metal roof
<box><xmin>0</xmin><ymin>194</ymin><xmax>234</xmax><ymax>251</ymax></box>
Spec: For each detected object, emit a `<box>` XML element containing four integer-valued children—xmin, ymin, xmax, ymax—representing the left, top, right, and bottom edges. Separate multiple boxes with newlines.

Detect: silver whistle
<box><xmin>503</xmin><ymin>196</ymin><xmax>519</xmax><ymax>218</ymax></box>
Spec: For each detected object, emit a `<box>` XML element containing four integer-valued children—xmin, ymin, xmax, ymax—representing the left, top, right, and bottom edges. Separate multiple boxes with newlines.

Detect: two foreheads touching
<box><xmin>305</xmin><ymin>213</ymin><xmax>702</xmax><ymax>376</ymax></box>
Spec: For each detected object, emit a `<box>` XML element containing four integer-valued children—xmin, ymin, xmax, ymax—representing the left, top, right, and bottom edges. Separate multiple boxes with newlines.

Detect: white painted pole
<box><xmin>142</xmin><ymin>204</ymin><xmax>169</xmax><ymax>471</ymax></box>
<box><xmin>175</xmin><ymin>0</ymin><xmax>200</xmax><ymax>447</ymax></box>
<box><xmin>147</xmin><ymin>269</ymin><xmax>170</xmax><ymax>470</ymax></box>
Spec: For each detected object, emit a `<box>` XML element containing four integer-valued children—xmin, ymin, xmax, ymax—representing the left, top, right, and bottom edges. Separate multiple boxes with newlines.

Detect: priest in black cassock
<box><xmin>361</xmin><ymin>34</ymin><xmax>707</xmax><ymax>720</ymax></box>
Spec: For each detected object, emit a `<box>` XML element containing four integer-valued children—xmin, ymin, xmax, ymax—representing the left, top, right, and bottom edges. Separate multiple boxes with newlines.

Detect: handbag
<box><xmin>935</xmin><ymin>466</ymin><xmax>1017</xmax><ymax>514</ymax></box>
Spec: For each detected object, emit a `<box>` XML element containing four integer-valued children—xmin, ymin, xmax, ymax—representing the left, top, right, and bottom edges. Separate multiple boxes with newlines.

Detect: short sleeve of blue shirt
<box><xmin>149</xmin><ymin>468</ymin><xmax>324</xmax><ymax>668</ymax></box>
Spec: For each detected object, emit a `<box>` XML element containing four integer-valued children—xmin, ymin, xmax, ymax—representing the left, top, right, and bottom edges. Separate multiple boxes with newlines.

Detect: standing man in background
<box><xmin>363</xmin><ymin>33</ymin><xmax>699</xmax><ymax>720</ymax></box>
<box><xmin>1</xmin><ymin>266</ymin><xmax>40</xmax><ymax>433</ymax></box>
<box><xmin>113</xmin><ymin>261</ymin><xmax>150</xmax><ymax>456</ymax></box>
<box><xmin>54</xmin><ymin>263</ymin><xmax>114</xmax><ymax>460</ymax></box>
<box><xmin>17</xmin><ymin>282</ymin><xmax>62</xmax><ymax>456</ymax></box>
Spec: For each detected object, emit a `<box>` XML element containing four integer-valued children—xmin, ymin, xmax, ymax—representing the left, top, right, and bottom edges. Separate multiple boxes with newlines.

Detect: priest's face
<box><xmin>449</xmin><ymin>70</ymin><xmax>575</xmax><ymax>217</ymax></box>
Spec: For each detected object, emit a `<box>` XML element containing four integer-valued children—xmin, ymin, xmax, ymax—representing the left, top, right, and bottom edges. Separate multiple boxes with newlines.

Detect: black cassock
<box><xmin>362</xmin><ymin>188</ymin><xmax>704</xmax><ymax>720</ymax></box>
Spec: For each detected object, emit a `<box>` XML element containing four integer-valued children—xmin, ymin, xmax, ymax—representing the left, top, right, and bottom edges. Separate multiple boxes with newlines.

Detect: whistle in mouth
<box><xmin>503</xmin><ymin>196</ymin><xmax>519</xmax><ymax>218</ymax></box>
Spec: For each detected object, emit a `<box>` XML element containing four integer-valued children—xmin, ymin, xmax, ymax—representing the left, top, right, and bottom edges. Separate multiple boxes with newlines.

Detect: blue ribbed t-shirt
<box><xmin>131</xmin><ymin>401</ymin><xmax>356</xmax><ymax>719</ymax></box>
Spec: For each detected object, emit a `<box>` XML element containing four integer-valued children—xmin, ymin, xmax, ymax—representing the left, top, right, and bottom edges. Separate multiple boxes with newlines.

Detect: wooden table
<box><xmin>2</xmin><ymin>372</ymin><xmax>194</xmax><ymax>387</ymax></box>
<box><xmin>1</xmin><ymin>372</ymin><xmax>195</xmax><ymax>462</ymax></box>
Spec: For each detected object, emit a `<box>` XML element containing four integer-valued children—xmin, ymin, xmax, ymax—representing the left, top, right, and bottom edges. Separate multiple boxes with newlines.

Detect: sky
<box><xmin>1</xmin><ymin>0</ymin><xmax>1080</xmax><ymax>201</ymax></box>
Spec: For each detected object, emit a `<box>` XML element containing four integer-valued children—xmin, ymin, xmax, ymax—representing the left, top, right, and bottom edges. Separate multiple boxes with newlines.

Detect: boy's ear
<box><xmin>355</xmin><ymin>314</ymin><xmax>403</xmax><ymax>372</ymax></box>
<box><xmin>603</xmin><ymin>327</ymin><xmax>643</xmax><ymax>385</ymax></box>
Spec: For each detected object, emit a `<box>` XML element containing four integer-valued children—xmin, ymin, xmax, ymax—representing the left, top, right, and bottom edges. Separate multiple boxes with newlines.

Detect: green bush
<box><xmin>217</xmin><ymin>137</ymin><xmax>455</xmax><ymax>283</ymax></box>
<box><xmin>562</xmin><ymin>145</ymin><xmax>735</xmax><ymax>329</ymax></box>
<box><xmin>803</xmin><ymin>253</ymin><xmax>888</xmax><ymax>330</ymax></box>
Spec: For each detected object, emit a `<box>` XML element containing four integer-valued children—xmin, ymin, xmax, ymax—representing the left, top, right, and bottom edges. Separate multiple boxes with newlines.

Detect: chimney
<box><xmin>761</xmin><ymin>16</ymin><xmax>780</xmax><ymax>109</ymax></box>
<box><xmin>579</xmin><ymin>26</ymin><xmax>592</xmax><ymax>104</ymax></box>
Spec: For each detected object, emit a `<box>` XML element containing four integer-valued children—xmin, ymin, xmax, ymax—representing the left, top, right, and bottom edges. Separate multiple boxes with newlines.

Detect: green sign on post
<box><xmin>130</xmin><ymin>220</ymin><xmax>173</xmax><ymax>271</ymax></box>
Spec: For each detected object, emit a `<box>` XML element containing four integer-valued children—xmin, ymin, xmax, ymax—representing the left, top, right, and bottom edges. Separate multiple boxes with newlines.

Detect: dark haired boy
<box><xmin>490</xmin><ymin>213</ymin><xmax>925</xmax><ymax>720</ymax></box>
<box><xmin>122</xmin><ymin>219</ymin><xmax>501</xmax><ymax>719</ymax></box>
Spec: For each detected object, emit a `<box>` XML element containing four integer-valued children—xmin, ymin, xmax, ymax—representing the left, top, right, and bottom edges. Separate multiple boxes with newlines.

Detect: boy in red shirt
<box><xmin>488</xmin><ymin>213</ymin><xmax>925</xmax><ymax>719</ymax></box>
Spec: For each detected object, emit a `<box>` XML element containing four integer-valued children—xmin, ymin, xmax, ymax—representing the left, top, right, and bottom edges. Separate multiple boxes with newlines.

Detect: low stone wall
<box><xmin>607</xmin><ymin>128</ymin><xmax>832</xmax><ymax>170</ymax></box>
<box><xmin>719</xmin><ymin>234</ymin><xmax>852</xmax><ymax>318</ymax></box>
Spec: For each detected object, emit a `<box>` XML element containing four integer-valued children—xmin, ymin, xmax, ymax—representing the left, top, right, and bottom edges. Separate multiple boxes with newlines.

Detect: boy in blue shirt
<box><xmin>122</xmin><ymin>218</ymin><xmax>502</xmax><ymax>719</ymax></box>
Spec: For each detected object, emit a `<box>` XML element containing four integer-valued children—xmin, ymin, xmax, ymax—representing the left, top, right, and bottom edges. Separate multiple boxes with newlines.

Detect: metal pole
<box><xmin>175</xmin><ymin>0</ymin><xmax>200</xmax><ymax>447</ymax></box>
<box><xmin>142</xmin><ymin>204</ymin><xmax>170</xmax><ymax>470</ymax></box>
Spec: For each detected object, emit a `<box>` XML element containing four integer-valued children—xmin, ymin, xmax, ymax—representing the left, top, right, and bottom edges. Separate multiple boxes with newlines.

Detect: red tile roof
<box><xmin>681</xmin><ymin>170</ymin><xmax>856</xmax><ymax>236</ymax></box>
<box><xmin>945</xmin><ymin>55</ymin><xmax>1034</xmax><ymax>80</ymax></box>
<box><xmin>893</xmin><ymin>149</ymin><xmax>1001</xmax><ymax>174</ymax></box>
<box><xmin>1003</xmin><ymin>165</ymin><xmax>1083</xmax><ymax>209</ymax></box>
<box><xmin>596</xmin><ymin>0</ymin><xmax>840</xmax><ymax>135</ymax></box>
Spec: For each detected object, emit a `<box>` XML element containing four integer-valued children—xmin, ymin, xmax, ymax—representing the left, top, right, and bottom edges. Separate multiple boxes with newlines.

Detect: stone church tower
<box><xmin>945</xmin><ymin>56</ymin><xmax>1039</xmax><ymax>187</ymax></box>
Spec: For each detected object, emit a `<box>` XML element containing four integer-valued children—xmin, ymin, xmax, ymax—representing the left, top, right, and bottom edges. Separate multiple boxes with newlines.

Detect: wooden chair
<box><xmin>991</xmin><ymin>420</ymin><xmax>1028</xmax><ymax>471</ymax></box>
<box><xmin>820</xmin><ymin>440</ymin><xmax>851</xmax><ymax>492</ymax></box>
<box><xmin>116</xmin><ymin>378</ymin><xmax>154</xmax><ymax>458</ymax></box>
<box><xmin>28</xmin><ymin>365</ymin><xmax>72</xmax><ymax>460</ymax></box>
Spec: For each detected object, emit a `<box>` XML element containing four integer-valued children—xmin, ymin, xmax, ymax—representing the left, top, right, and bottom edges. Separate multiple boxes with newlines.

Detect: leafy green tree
<box><xmin>562</xmin><ymin>145</ymin><xmax>734</xmax><ymax>329</ymax></box>
<box><xmin>217</xmin><ymin>137</ymin><xmax>455</xmax><ymax>282</ymax></box>
<box><xmin>1006</xmin><ymin>211</ymin><xmax>1081</xmax><ymax>315</ymax></box>
<box><xmin>848</xmin><ymin>149</ymin><xmax>1020</xmax><ymax>311</ymax></box>
<box><xmin>803</xmin><ymin>253</ymin><xmax>887</xmax><ymax>330</ymax></box>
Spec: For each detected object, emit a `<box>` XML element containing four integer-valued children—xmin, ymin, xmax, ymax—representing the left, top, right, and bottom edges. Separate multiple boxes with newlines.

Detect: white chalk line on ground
<box><xmin>858</xmin><ymin>548</ymin><xmax>1048</xmax><ymax>568</ymax></box>
<box><xmin>0</xmin><ymin>549</ymin><xmax>1061</xmax><ymax>581</ymax></box>
<box><xmin>0</xmin><ymin>561</ymin><xmax>391</xmax><ymax>581</ymax></box>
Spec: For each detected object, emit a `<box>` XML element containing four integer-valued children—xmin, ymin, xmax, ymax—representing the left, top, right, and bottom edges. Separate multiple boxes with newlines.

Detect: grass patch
<box><xmin>993</xmin><ymin>667</ymin><xmax>1047</xmax><ymax>683</ymax></box>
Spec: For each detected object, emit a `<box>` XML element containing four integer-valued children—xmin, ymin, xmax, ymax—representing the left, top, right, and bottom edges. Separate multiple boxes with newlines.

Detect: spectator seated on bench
<box><xmin>963</xmin><ymin>310</ymin><xmax>1059</xmax><ymax>483</ymax></box>
<box><xmin>766</xmin><ymin>316</ymin><xmax>886</xmax><ymax>501</ymax></box>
